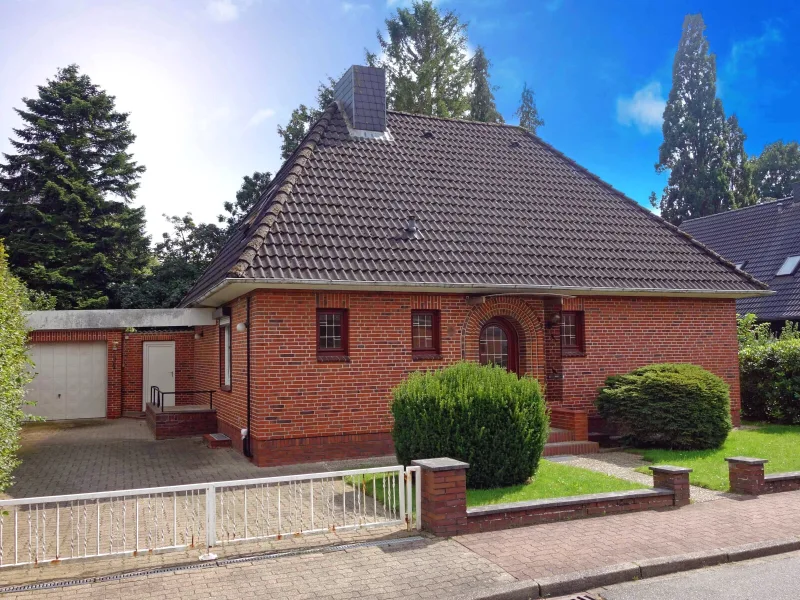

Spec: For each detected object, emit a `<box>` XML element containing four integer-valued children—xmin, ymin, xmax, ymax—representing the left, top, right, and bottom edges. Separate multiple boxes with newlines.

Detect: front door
<box><xmin>143</xmin><ymin>341</ymin><xmax>175</xmax><ymax>409</ymax></box>
<box><xmin>479</xmin><ymin>318</ymin><xmax>520</xmax><ymax>374</ymax></box>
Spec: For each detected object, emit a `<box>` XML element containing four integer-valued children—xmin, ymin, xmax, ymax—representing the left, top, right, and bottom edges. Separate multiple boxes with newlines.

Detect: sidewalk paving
<box><xmin>6</xmin><ymin>489</ymin><xmax>800</xmax><ymax>599</ymax></box>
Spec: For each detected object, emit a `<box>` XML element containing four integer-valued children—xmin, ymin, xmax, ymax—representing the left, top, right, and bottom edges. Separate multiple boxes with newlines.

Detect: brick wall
<box><xmin>556</xmin><ymin>296</ymin><xmax>741</xmax><ymax>424</ymax></box>
<box><xmin>207</xmin><ymin>290</ymin><xmax>739</xmax><ymax>466</ymax></box>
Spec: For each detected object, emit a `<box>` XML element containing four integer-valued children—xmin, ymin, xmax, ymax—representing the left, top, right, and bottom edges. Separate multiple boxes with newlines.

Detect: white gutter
<box><xmin>186</xmin><ymin>277</ymin><xmax>773</xmax><ymax>307</ymax></box>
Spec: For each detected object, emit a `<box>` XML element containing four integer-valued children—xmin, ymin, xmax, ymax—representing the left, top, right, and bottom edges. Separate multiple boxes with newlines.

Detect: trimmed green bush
<box><xmin>596</xmin><ymin>363</ymin><xmax>731</xmax><ymax>450</ymax></box>
<box><xmin>391</xmin><ymin>362</ymin><xmax>548</xmax><ymax>489</ymax></box>
<box><xmin>740</xmin><ymin>338</ymin><xmax>800</xmax><ymax>423</ymax></box>
<box><xmin>0</xmin><ymin>242</ymin><xmax>33</xmax><ymax>491</ymax></box>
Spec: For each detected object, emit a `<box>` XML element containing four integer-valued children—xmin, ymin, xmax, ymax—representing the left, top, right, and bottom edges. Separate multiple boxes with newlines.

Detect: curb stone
<box><xmin>463</xmin><ymin>537</ymin><xmax>800</xmax><ymax>599</ymax></box>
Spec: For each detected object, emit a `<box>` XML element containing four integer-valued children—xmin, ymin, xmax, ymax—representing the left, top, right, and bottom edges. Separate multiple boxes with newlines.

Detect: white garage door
<box><xmin>26</xmin><ymin>342</ymin><xmax>108</xmax><ymax>420</ymax></box>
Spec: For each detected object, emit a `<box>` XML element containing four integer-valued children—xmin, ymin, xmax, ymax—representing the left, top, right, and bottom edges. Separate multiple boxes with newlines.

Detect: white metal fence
<box><xmin>0</xmin><ymin>465</ymin><xmax>421</xmax><ymax>568</ymax></box>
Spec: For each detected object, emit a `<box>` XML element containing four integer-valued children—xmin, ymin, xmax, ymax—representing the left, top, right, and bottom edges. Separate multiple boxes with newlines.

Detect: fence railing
<box><xmin>0</xmin><ymin>465</ymin><xmax>420</xmax><ymax>568</ymax></box>
<box><xmin>149</xmin><ymin>386</ymin><xmax>215</xmax><ymax>412</ymax></box>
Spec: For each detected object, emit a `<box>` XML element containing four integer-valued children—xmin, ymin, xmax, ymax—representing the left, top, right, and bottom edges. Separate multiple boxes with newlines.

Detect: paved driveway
<box><xmin>5</xmin><ymin>419</ymin><xmax>395</xmax><ymax>498</ymax></box>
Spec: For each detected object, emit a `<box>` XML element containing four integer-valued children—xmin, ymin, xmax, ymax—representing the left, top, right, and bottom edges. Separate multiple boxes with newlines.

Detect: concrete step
<box><xmin>542</xmin><ymin>440</ymin><xmax>600</xmax><ymax>457</ymax></box>
<box><xmin>547</xmin><ymin>427</ymin><xmax>574</xmax><ymax>443</ymax></box>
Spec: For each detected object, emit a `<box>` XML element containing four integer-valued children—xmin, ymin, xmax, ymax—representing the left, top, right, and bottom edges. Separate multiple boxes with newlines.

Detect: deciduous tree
<box><xmin>749</xmin><ymin>141</ymin><xmax>800</xmax><ymax>200</ymax></box>
<box><xmin>515</xmin><ymin>82</ymin><xmax>545</xmax><ymax>134</ymax></box>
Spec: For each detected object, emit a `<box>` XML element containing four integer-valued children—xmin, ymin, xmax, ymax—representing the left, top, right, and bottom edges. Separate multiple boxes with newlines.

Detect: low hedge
<box><xmin>391</xmin><ymin>362</ymin><xmax>548</xmax><ymax>489</ymax></box>
<box><xmin>740</xmin><ymin>338</ymin><xmax>800</xmax><ymax>423</ymax></box>
<box><xmin>596</xmin><ymin>363</ymin><xmax>731</xmax><ymax>450</ymax></box>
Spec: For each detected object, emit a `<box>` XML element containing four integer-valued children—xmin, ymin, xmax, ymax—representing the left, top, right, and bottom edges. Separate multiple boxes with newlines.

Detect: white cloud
<box><xmin>616</xmin><ymin>82</ymin><xmax>666</xmax><ymax>134</ymax></box>
<box><xmin>199</xmin><ymin>105</ymin><xmax>233</xmax><ymax>132</ymax></box>
<box><xmin>246</xmin><ymin>108</ymin><xmax>276</xmax><ymax>128</ymax></box>
<box><xmin>342</xmin><ymin>2</ymin><xmax>370</xmax><ymax>12</ymax></box>
<box><xmin>205</xmin><ymin>0</ymin><xmax>243</xmax><ymax>22</ymax></box>
<box><xmin>726</xmin><ymin>25</ymin><xmax>782</xmax><ymax>78</ymax></box>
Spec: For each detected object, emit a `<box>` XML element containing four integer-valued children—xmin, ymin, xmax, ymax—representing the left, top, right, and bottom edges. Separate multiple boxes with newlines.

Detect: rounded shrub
<box><xmin>596</xmin><ymin>363</ymin><xmax>731</xmax><ymax>450</ymax></box>
<box><xmin>391</xmin><ymin>361</ymin><xmax>548</xmax><ymax>489</ymax></box>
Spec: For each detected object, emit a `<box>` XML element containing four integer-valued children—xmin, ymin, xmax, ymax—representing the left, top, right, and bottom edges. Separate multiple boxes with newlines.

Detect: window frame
<box><xmin>411</xmin><ymin>310</ymin><xmax>441</xmax><ymax>359</ymax></box>
<box><xmin>560</xmin><ymin>311</ymin><xmax>585</xmax><ymax>357</ymax></box>
<box><xmin>479</xmin><ymin>318</ymin><xmax>519</xmax><ymax>374</ymax></box>
<box><xmin>219</xmin><ymin>316</ymin><xmax>232</xmax><ymax>391</ymax></box>
<box><xmin>316</xmin><ymin>308</ymin><xmax>349</xmax><ymax>360</ymax></box>
<box><xmin>776</xmin><ymin>255</ymin><xmax>800</xmax><ymax>277</ymax></box>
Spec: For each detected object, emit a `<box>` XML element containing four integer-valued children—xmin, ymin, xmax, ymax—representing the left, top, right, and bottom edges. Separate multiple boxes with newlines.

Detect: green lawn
<box><xmin>632</xmin><ymin>423</ymin><xmax>800</xmax><ymax>491</ymax></box>
<box><xmin>466</xmin><ymin>460</ymin><xmax>647</xmax><ymax>507</ymax></box>
<box><xmin>355</xmin><ymin>461</ymin><xmax>646</xmax><ymax>512</ymax></box>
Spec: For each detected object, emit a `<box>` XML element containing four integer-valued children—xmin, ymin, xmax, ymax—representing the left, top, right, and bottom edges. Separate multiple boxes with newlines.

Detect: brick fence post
<box><xmin>649</xmin><ymin>465</ymin><xmax>692</xmax><ymax>507</ymax></box>
<box><xmin>725</xmin><ymin>456</ymin><xmax>767</xmax><ymax>495</ymax></box>
<box><xmin>411</xmin><ymin>458</ymin><xmax>469</xmax><ymax>536</ymax></box>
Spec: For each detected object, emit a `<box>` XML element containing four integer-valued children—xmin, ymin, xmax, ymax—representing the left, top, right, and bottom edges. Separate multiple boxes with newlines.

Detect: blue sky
<box><xmin>1</xmin><ymin>0</ymin><xmax>798</xmax><ymax>239</ymax></box>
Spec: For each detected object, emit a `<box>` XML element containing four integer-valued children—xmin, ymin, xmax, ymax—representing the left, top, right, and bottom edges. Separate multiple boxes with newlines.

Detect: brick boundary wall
<box><xmin>726</xmin><ymin>457</ymin><xmax>800</xmax><ymax>495</ymax></box>
<box><xmin>145</xmin><ymin>404</ymin><xmax>218</xmax><ymax>440</ymax></box>
<box><xmin>411</xmin><ymin>458</ymin><xmax>691</xmax><ymax>536</ymax></box>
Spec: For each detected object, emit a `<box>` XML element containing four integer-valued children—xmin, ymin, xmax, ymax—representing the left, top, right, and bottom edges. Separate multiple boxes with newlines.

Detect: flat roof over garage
<box><xmin>25</xmin><ymin>308</ymin><xmax>216</xmax><ymax>330</ymax></box>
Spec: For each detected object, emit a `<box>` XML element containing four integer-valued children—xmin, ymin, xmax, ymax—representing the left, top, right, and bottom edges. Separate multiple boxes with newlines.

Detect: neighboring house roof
<box><xmin>681</xmin><ymin>195</ymin><xmax>800</xmax><ymax>321</ymax></box>
<box><xmin>181</xmin><ymin>105</ymin><xmax>768</xmax><ymax>307</ymax></box>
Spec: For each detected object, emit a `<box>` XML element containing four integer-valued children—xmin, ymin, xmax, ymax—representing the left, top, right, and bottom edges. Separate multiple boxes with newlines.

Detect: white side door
<box><xmin>143</xmin><ymin>341</ymin><xmax>176</xmax><ymax>409</ymax></box>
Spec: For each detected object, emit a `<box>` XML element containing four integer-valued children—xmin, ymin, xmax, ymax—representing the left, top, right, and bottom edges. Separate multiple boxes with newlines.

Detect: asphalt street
<box><xmin>594</xmin><ymin>551</ymin><xmax>800</xmax><ymax>600</ymax></box>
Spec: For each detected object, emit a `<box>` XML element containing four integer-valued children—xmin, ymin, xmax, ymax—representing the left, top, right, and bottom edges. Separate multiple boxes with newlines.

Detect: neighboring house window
<box><xmin>776</xmin><ymin>256</ymin><xmax>800</xmax><ymax>276</ymax></box>
<box><xmin>735</xmin><ymin>262</ymin><xmax>747</xmax><ymax>271</ymax></box>
<box><xmin>411</xmin><ymin>310</ymin><xmax>440</xmax><ymax>357</ymax></box>
<box><xmin>317</xmin><ymin>309</ymin><xmax>348</xmax><ymax>358</ymax></box>
<box><xmin>561</xmin><ymin>311</ymin><xmax>585</xmax><ymax>355</ymax></box>
<box><xmin>219</xmin><ymin>316</ymin><xmax>232</xmax><ymax>390</ymax></box>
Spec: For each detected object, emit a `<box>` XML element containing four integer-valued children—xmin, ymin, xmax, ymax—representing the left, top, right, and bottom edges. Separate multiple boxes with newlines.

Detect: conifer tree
<box><xmin>515</xmin><ymin>83</ymin><xmax>544</xmax><ymax>134</ymax></box>
<box><xmin>470</xmin><ymin>47</ymin><xmax>503</xmax><ymax>123</ymax></box>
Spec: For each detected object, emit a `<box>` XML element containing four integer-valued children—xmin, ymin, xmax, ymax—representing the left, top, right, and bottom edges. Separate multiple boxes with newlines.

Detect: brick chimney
<box><xmin>334</xmin><ymin>65</ymin><xmax>386</xmax><ymax>133</ymax></box>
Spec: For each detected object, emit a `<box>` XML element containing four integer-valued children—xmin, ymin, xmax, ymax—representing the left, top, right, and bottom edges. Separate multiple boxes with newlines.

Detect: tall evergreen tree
<box><xmin>219</xmin><ymin>171</ymin><xmax>272</xmax><ymax>231</ymax></box>
<box><xmin>655</xmin><ymin>14</ymin><xmax>731</xmax><ymax>225</ymax></box>
<box><xmin>723</xmin><ymin>114</ymin><xmax>756</xmax><ymax>208</ymax></box>
<box><xmin>749</xmin><ymin>140</ymin><xmax>800</xmax><ymax>200</ymax></box>
<box><xmin>515</xmin><ymin>83</ymin><xmax>544</xmax><ymax>134</ymax></box>
<box><xmin>469</xmin><ymin>46</ymin><xmax>503</xmax><ymax>123</ymax></box>
<box><xmin>277</xmin><ymin>79</ymin><xmax>335</xmax><ymax>160</ymax></box>
<box><xmin>367</xmin><ymin>0</ymin><xmax>472</xmax><ymax>118</ymax></box>
<box><xmin>0</xmin><ymin>65</ymin><xmax>149</xmax><ymax>308</ymax></box>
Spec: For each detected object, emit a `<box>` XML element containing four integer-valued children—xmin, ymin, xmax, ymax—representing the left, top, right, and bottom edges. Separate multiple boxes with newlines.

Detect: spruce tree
<box><xmin>367</xmin><ymin>0</ymin><xmax>471</xmax><ymax>118</ymax></box>
<box><xmin>655</xmin><ymin>14</ymin><xmax>731</xmax><ymax>225</ymax></box>
<box><xmin>470</xmin><ymin>47</ymin><xmax>503</xmax><ymax>123</ymax></box>
<box><xmin>515</xmin><ymin>83</ymin><xmax>545</xmax><ymax>134</ymax></box>
<box><xmin>0</xmin><ymin>65</ymin><xmax>149</xmax><ymax>308</ymax></box>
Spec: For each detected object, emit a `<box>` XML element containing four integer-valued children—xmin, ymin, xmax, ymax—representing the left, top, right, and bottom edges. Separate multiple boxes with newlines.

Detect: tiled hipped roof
<box><xmin>180</xmin><ymin>104</ymin><xmax>767</xmax><ymax>306</ymax></box>
<box><xmin>681</xmin><ymin>197</ymin><xmax>800</xmax><ymax>320</ymax></box>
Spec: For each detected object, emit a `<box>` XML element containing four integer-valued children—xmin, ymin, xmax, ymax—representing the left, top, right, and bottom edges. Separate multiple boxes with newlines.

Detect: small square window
<box><xmin>411</xmin><ymin>310</ymin><xmax>440</xmax><ymax>357</ymax></box>
<box><xmin>561</xmin><ymin>311</ymin><xmax>585</xmax><ymax>356</ymax></box>
<box><xmin>776</xmin><ymin>256</ymin><xmax>800</xmax><ymax>277</ymax></box>
<box><xmin>317</xmin><ymin>309</ymin><xmax>348</xmax><ymax>358</ymax></box>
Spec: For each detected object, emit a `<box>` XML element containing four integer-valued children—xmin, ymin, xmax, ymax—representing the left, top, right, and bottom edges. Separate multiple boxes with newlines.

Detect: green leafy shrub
<box><xmin>0</xmin><ymin>242</ymin><xmax>34</xmax><ymax>491</ymax></box>
<box><xmin>391</xmin><ymin>362</ymin><xmax>548</xmax><ymax>489</ymax></box>
<box><xmin>596</xmin><ymin>363</ymin><xmax>731</xmax><ymax>450</ymax></box>
<box><xmin>740</xmin><ymin>338</ymin><xmax>800</xmax><ymax>423</ymax></box>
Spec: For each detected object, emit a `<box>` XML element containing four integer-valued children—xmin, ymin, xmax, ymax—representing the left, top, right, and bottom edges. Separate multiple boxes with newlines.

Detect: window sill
<box><xmin>317</xmin><ymin>354</ymin><xmax>351</xmax><ymax>363</ymax></box>
<box><xmin>219</xmin><ymin>385</ymin><xmax>232</xmax><ymax>392</ymax></box>
<box><xmin>412</xmin><ymin>353</ymin><xmax>443</xmax><ymax>361</ymax></box>
<box><xmin>561</xmin><ymin>350</ymin><xmax>586</xmax><ymax>358</ymax></box>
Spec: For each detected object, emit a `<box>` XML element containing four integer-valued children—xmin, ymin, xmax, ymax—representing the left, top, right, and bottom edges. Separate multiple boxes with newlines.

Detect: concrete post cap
<box><xmin>411</xmin><ymin>457</ymin><xmax>470</xmax><ymax>471</ymax></box>
<box><xmin>725</xmin><ymin>457</ymin><xmax>769</xmax><ymax>465</ymax></box>
<box><xmin>648</xmin><ymin>465</ymin><xmax>693</xmax><ymax>474</ymax></box>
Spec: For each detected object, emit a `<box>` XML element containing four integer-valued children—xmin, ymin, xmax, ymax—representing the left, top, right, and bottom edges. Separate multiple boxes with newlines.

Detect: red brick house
<box><xmin>24</xmin><ymin>66</ymin><xmax>770</xmax><ymax>466</ymax></box>
<box><xmin>171</xmin><ymin>65</ymin><xmax>770</xmax><ymax>466</ymax></box>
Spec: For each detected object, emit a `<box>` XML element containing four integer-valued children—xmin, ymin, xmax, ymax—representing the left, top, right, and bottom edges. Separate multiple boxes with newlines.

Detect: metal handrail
<box><xmin>149</xmin><ymin>386</ymin><xmax>215</xmax><ymax>412</ymax></box>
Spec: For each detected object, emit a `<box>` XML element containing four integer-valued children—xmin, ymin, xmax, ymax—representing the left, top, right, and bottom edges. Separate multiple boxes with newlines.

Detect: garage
<box><xmin>26</xmin><ymin>342</ymin><xmax>108</xmax><ymax>420</ymax></box>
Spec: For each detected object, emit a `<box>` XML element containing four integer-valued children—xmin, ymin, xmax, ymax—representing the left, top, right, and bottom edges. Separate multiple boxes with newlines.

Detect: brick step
<box><xmin>542</xmin><ymin>440</ymin><xmax>600</xmax><ymax>457</ymax></box>
<box><xmin>547</xmin><ymin>427</ymin><xmax>575</xmax><ymax>443</ymax></box>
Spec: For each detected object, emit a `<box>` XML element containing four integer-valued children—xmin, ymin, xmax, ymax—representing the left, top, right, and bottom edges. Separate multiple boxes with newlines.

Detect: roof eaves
<box><xmin>518</xmin><ymin>129</ymin><xmax>770</xmax><ymax>293</ymax></box>
<box><xmin>228</xmin><ymin>104</ymin><xmax>337</xmax><ymax>279</ymax></box>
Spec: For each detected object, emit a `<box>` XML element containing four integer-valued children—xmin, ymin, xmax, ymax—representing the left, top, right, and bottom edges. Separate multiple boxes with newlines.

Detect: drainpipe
<box><xmin>244</xmin><ymin>295</ymin><xmax>253</xmax><ymax>458</ymax></box>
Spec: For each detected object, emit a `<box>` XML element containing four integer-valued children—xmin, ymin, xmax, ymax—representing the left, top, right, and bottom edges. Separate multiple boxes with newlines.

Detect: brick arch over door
<box><xmin>461</xmin><ymin>297</ymin><xmax>546</xmax><ymax>383</ymax></box>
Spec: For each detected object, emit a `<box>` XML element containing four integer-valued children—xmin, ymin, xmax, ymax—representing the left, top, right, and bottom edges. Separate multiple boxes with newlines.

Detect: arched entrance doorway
<box><xmin>479</xmin><ymin>318</ymin><xmax>519</xmax><ymax>374</ymax></box>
